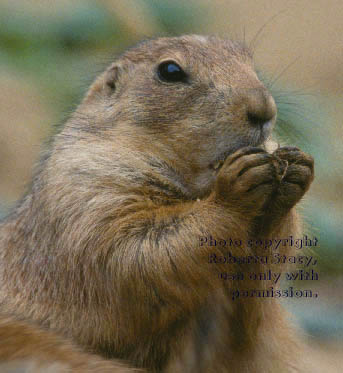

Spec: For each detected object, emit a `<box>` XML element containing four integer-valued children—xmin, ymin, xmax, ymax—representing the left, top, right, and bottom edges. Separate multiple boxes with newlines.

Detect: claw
<box><xmin>279</xmin><ymin>159</ymin><xmax>288</xmax><ymax>181</ymax></box>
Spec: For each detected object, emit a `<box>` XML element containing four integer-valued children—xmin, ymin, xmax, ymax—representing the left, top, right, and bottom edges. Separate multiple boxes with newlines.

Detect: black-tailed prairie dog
<box><xmin>0</xmin><ymin>35</ymin><xmax>314</xmax><ymax>372</ymax></box>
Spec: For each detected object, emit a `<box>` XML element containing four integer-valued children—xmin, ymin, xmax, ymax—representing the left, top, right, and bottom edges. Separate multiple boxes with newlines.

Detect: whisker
<box><xmin>268</xmin><ymin>56</ymin><xmax>301</xmax><ymax>89</ymax></box>
<box><xmin>249</xmin><ymin>8</ymin><xmax>288</xmax><ymax>53</ymax></box>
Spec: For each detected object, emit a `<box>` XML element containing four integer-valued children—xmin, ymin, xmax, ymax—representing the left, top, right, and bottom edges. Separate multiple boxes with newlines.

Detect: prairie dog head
<box><xmin>58</xmin><ymin>35</ymin><xmax>277</xmax><ymax>198</ymax></box>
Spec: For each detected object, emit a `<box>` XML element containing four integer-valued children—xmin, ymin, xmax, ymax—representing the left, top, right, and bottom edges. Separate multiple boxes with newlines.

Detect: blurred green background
<box><xmin>0</xmin><ymin>0</ymin><xmax>342</xmax><ymax>371</ymax></box>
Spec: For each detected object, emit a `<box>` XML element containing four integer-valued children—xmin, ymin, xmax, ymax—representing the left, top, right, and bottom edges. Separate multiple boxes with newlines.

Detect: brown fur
<box><xmin>0</xmin><ymin>314</ymin><xmax>142</xmax><ymax>372</ymax></box>
<box><xmin>0</xmin><ymin>35</ymin><xmax>314</xmax><ymax>372</ymax></box>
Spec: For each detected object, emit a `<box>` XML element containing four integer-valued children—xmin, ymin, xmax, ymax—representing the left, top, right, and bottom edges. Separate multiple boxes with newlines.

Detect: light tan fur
<box><xmin>0</xmin><ymin>35</ymin><xmax>314</xmax><ymax>372</ymax></box>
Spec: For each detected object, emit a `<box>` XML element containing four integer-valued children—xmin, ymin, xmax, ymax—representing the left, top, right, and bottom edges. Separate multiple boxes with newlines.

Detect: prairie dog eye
<box><xmin>157</xmin><ymin>61</ymin><xmax>188</xmax><ymax>83</ymax></box>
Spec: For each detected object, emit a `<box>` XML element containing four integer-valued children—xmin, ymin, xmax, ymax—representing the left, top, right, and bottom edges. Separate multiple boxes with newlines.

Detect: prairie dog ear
<box><xmin>82</xmin><ymin>63</ymin><xmax>121</xmax><ymax>104</ymax></box>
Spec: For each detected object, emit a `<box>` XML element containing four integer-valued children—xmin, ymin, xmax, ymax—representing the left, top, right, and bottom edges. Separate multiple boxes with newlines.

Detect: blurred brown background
<box><xmin>0</xmin><ymin>0</ymin><xmax>342</xmax><ymax>371</ymax></box>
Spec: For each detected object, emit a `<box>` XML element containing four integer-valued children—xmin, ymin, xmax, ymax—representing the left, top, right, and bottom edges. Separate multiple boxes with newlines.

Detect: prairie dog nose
<box><xmin>246</xmin><ymin>89</ymin><xmax>277</xmax><ymax>127</ymax></box>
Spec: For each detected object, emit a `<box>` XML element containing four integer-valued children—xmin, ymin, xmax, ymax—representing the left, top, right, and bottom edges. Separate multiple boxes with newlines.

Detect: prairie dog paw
<box><xmin>270</xmin><ymin>147</ymin><xmax>314</xmax><ymax>210</ymax></box>
<box><xmin>214</xmin><ymin>147</ymin><xmax>286</xmax><ymax>214</ymax></box>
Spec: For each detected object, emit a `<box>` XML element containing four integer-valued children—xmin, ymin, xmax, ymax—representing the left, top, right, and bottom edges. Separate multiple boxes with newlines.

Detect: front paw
<box><xmin>214</xmin><ymin>147</ymin><xmax>284</xmax><ymax>214</ymax></box>
<box><xmin>271</xmin><ymin>146</ymin><xmax>314</xmax><ymax>211</ymax></box>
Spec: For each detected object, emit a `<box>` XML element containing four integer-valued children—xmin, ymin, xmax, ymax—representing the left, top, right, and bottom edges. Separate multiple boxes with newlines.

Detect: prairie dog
<box><xmin>0</xmin><ymin>35</ymin><xmax>314</xmax><ymax>372</ymax></box>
